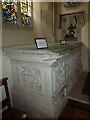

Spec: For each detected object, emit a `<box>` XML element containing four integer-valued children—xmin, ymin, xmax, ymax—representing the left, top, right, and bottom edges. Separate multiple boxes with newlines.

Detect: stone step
<box><xmin>68</xmin><ymin>97</ymin><xmax>90</xmax><ymax>111</ymax></box>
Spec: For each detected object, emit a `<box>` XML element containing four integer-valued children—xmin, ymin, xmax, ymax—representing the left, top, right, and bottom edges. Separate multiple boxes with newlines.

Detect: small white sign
<box><xmin>35</xmin><ymin>38</ymin><xmax>48</xmax><ymax>49</ymax></box>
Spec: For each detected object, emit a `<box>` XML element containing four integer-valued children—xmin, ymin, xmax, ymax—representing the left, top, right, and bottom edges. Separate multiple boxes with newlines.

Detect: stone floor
<box><xmin>68</xmin><ymin>71</ymin><xmax>90</xmax><ymax>105</ymax></box>
<box><xmin>59</xmin><ymin>102</ymin><xmax>90</xmax><ymax>119</ymax></box>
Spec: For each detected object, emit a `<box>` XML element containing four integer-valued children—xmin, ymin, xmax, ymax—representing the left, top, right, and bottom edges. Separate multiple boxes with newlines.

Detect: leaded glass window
<box><xmin>2</xmin><ymin>2</ymin><xmax>18</xmax><ymax>24</ymax></box>
<box><xmin>2</xmin><ymin>0</ymin><xmax>32</xmax><ymax>27</ymax></box>
<box><xmin>20</xmin><ymin>0</ymin><xmax>32</xmax><ymax>26</ymax></box>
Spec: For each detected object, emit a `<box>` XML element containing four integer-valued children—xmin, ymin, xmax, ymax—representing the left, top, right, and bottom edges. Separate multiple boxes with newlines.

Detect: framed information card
<box><xmin>35</xmin><ymin>38</ymin><xmax>48</xmax><ymax>49</ymax></box>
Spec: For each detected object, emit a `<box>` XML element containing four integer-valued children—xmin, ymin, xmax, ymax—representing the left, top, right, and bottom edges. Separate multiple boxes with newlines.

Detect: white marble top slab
<box><xmin>3</xmin><ymin>42</ymin><xmax>82</xmax><ymax>66</ymax></box>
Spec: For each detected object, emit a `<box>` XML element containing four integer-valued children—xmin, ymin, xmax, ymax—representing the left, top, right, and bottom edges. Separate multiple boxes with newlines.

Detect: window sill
<box><xmin>2</xmin><ymin>23</ymin><xmax>33</xmax><ymax>31</ymax></box>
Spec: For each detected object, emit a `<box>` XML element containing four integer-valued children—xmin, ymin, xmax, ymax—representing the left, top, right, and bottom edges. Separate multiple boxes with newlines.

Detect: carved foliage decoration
<box><xmin>17</xmin><ymin>65</ymin><xmax>42</xmax><ymax>93</ymax></box>
<box><xmin>53</xmin><ymin>61</ymin><xmax>65</xmax><ymax>92</ymax></box>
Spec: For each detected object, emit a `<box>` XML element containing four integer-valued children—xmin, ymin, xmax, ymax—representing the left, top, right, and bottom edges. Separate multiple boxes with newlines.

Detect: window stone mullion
<box><xmin>17</xmin><ymin>2</ymin><xmax>22</xmax><ymax>26</ymax></box>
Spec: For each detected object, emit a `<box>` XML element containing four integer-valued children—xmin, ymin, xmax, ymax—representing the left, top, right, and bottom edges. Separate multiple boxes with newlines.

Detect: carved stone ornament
<box><xmin>18</xmin><ymin>66</ymin><xmax>42</xmax><ymax>92</ymax></box>
<box><xmin>63</xmin><ymin>2</ymin><xmax>80</xmax><ymax>8</ymax></box>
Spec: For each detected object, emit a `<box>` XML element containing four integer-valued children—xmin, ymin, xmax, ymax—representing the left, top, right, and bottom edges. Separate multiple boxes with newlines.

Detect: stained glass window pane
<box><xmin>2</xmin><ymin>2</ymin><xmax>18</xmax><ymax>24</ymax></box>
<box><xmin>20</xmin><ymin>0</ymin><xmax>32</xmax><ymax>27</ymax></box>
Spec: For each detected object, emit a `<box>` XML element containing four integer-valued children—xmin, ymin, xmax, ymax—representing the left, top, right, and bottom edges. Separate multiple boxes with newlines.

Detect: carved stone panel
<box><xmin>52</xmin><ymin>59</ymin><xmax>65</xmax><ymax>94</ymax></box>
<box><xmin>17</xmin><ymin>65</ymin><xmax>42</xmax><ymax>93</ymax></box>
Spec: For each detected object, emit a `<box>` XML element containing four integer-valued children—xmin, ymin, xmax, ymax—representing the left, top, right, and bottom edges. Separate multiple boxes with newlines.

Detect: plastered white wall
<box><xmin>2</xmin><ymin>2</ymin><xmax>54</xmax><ymax>47</ymax></box>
